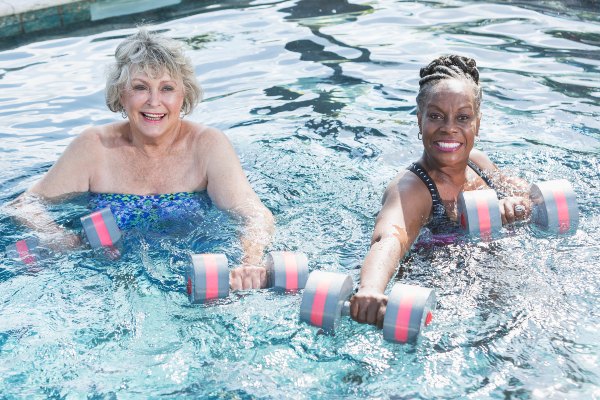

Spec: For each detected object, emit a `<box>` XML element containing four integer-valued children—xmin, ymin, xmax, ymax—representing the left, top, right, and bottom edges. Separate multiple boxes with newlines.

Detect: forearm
<box><xmin>238</xmin><ymin>205</ymin><xmax>275</xmax><ymax>266</ymax></box>
<box><xmin>359</xmin><ymin>236</ymin><xmax>406</xmax><ymax>293</ymax></box>
<box><xmin>7</xmin><ymin>194</ymin><xmax>68</xmax><ymax>237</ymax></box>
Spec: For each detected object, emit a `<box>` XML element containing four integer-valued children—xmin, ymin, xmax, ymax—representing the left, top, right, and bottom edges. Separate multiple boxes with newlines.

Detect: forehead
<box><xmin>425</xmin><ymin>79</ymin><xmax>477</xmax><ymax>108</ymax></box>
<box><xmin>129</xmin><ymin>65</ymin><xmax>179</xmax><ymax>82</ymax></box>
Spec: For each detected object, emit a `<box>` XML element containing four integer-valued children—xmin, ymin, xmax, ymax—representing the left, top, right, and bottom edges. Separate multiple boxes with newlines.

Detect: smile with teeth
<box><xmin>141</xmin><ymin>112</ymin><xmax>165</xmax><ymax>121</ymax></box>
<box><xmin>434</xmin><ymin>141</ymin><xmax>462</xmax><ymax>151</ymax></box>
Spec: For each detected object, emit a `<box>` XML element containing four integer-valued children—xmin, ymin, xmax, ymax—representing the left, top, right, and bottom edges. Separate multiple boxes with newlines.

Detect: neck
<box><xmin>419</xmin><ymin>152</ymin><xmax>469</xmax><ymax>189</ymax></box>
<box><xmin>126</xmin><ymin>120</ymin><xmax>183</xmax><ymax>157</ymax></box>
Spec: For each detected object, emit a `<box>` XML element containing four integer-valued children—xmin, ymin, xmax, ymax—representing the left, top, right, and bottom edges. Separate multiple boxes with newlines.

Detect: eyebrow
<box><xmin>130</xmin><ymin>77</ymin><xmax>178</xmax><ymax>85</ymax></box>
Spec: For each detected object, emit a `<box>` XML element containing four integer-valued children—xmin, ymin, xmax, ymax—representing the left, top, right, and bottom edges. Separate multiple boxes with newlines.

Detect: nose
<box><xmin>146</xmin><ymin>89</ymin><xmax>161</xmax><ymax>107</ymax></box>
<box><xmin>441</xmin><ymin>117</ymin><xmax>458</xmax><ymax>134</ymax></box>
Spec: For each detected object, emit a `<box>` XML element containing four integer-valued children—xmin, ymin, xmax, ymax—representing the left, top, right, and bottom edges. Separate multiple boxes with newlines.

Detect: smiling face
<box><xmin>417</xmin><ymin>78</ymin><xmax>481</xmax><ymax>167</ymax></box>
<box><xmin>120</xmin><ymin>68</ymin><xmax>185</xmax><ymax>141</ymax></box>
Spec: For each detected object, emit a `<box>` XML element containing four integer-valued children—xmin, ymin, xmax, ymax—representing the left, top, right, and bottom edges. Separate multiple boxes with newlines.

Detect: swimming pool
<box><xmin>1</xmin><ymin>0</ymin><xmax>599</xmax><ymax>398</ymax></box>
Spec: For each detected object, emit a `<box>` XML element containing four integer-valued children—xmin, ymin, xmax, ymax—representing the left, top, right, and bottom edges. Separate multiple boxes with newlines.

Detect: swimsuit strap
<box><xmin>407</xmin><ymin>162</ymin><xmax>447</xmax><ymax>218</ymax></box>
<box><xmin>407</xmin><ymin>159</ymin><xmax>501</xmax><ymax>222</ymax></box>
<box><xmin>467</xmin><ymin>159</ymin><xmax>496</xmax><ymax>190</ymax></box>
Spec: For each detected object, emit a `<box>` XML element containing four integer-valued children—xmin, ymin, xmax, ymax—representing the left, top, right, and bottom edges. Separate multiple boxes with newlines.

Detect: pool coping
<box><xmin>0</xmin><ymin>0</ymin><xmax>186</xmax><ymax>41</ymax></box>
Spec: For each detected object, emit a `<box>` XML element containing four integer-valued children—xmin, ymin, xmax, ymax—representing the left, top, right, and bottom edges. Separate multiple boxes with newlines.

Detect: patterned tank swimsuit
<box><xmin>408</xmin><ymin>160</ymin><xmax>499</xmax><ymax>244</ymax></box>
<box><xmin>89</xmin><ymin>192</ymin><xmax>210</xmax><ymax>230</ymax></box>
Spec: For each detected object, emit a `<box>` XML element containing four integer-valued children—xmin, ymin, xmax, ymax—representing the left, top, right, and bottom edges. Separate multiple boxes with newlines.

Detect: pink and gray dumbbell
<box><xmin>299</xmin><ymin>271</ymin><xmax>436</xmax><ymax>344</ymax></box>
<box><xmin>186</xmin><ymin>251</ymin><xmax>309</xmax><ymax>303</ymax></box>
<box><xmin>6</xmin><ymin>207</ymin><xmax>121</xmax><ymax>264</ymax></box>
<box><xmin>457</xmin><ymin>179</ymin><xmax>579</xmax><ymax>240</ymax></box>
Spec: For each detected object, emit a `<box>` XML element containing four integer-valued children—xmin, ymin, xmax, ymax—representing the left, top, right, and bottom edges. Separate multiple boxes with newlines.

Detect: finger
<box><xmin>230</xmin><ymin>272</ymin><xmax>241</xmax><ymax>291</ymax></box>
<box><xmin>349</xmin><ymin>298</ymin><xmax>358</xmax><ymax>320</ymax></box>
<box><xmin>504</xmin><ymin>202</ymin><xmax>515</xmax><ymax>224</ymax></box>
<box><xmin>514</xmin><ymin>204</ymin><xmax>526</xmax><ymax>221</ymax></box>
<box><xmin>251</xmin><ymin>268</ymin><xmax>262</xmax><ymax>289</ymax></box>
<box><xmin>357</xmin><ymin>300</ymin><xmax>368</xmax><ymax>323</ymax></box>
<box><xmin>259</xmin><ymin>267</ymin><xmax>267</xmax><ymax>288</ymax></box>
<box><xmin>376</xmin><ymin>304</ymin><xmax>387</xmax><ymax>329</ymax></box>
<box><xmin>242</xmin><ymin>273</ymin><xmax>253</xmax><ymax>290</ymax></box>
<box><xmin>366</xmin><ymin>302</ymin><xmax>378</xmax><ymax>325</ymax></box>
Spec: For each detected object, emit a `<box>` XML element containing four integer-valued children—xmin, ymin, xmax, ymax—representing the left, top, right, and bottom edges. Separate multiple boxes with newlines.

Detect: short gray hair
<box><xmin>105</xmin><ymin>28</ymin><xmax>202</xmax><ymax>116</ymax></box>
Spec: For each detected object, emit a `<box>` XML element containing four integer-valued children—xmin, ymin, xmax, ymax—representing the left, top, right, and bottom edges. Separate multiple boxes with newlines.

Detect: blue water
<box><xmin>1</xmin><ymin>1</ymin><xmax>599</xmax><ymax>398</ymax></box>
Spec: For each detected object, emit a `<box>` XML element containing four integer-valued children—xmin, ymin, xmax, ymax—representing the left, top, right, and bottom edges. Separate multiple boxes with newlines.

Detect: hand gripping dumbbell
<box><xmin>6</xmin><ymin>207</ymin><xmax>121</xmax><ymax>265</ymax></box>
<box><xmin>186</xmin><ymin>251</ymin><xmax>309</xmax><ymax>303</ymax></box>
<box><xmin>299</xmin><ymin>271</ymin><xmax>436</xmax><ymax>344</ymax></box>
<box><xmin>457</xmin><ymin>179</ymin><xmax>579</xmax><ymax>241</ymax></box>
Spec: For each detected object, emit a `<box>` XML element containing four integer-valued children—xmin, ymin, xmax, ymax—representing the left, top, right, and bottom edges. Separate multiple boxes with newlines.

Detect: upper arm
<box><xmin>28</xmin><ymin>129</ymin><xmax>101</xmax><ymax>199</ymax></box>
<box><xmin>371</xmin><ymin>172</ymin><xmax>432</xmax><ymax>252</ymax></box>
<box><xmin>204</xmin><ymin>129</ymin><xmax>264</xmax><ymax>213</ymax></box>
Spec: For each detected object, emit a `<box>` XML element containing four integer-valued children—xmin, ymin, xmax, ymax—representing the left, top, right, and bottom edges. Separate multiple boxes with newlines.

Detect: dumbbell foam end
<box><xmin>457</xmin><ymin>189</ymin><xmax>503</xmax><ymax>241</ymax></box>
<box><xmin>265</xmin><ymin>251</ymin><xmax>309</xmax><ymax>291</ymax></box>
<box><xmin>299</xmin><ymin>271</ymin><xmax>353</xmax><ymax>332</ymax></box>
<box><xmin>530</xmin><ymin>180</ymin><xmax>579</xmax><ymax>234</ymax></box>
<box><xmin>81</xmin><ymin>207</ymin><xmax>121</xmax><ymax>248</ymax></box>
<box><xmin>383</xmin><ymin>284</ymin><xmax>436</xmax><ymax>344</ymax></box>
<box><xmin>6</xmin><ymin>237</ymin><xmax>41</xmax><ymax>265</ymax></box>
<box><xmin>187</xmin><ymin>253</ymin><xmax>229</xmax><ymax>303</ymax></box>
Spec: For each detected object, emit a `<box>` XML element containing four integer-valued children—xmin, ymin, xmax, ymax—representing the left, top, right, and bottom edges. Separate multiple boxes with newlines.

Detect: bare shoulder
<box><xmin>469</xmin><ymin>148</ymin><xmax>498</xmax><ymax>171</ymax></box>
<box><xmin>184</xmin><ymin>122</ymin><xmax>232</xmax><ymax>152</ymax></box>
<box><xmin>383</xmin><ymin>169</ymin><xmax>431</xmax><ymax>204</ymax></box>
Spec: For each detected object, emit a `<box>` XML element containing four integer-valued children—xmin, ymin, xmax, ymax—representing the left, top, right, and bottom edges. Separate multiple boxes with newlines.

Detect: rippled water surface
<box><xmin>1</xmin><ymin>1</ymin><xmax>599</xmax><ymax>398</ymax></box>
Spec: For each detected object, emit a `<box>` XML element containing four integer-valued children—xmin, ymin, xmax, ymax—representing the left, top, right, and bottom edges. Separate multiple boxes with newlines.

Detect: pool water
<box><xmin>1</xmin><ymin>0</ymin><xmax>599</xmax><ymax>398</ymax></box>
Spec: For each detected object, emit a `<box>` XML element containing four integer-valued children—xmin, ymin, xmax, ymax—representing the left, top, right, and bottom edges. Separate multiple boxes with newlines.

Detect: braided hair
<box><xmin>416</xmin><ymin>55</ymin><xmax>482</xmax><ymax>115</ymax></box>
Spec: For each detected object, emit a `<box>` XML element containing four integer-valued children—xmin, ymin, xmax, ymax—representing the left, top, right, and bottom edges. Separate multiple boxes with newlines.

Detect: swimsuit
<box><xmin>408</xmin><ymin>160</ymin><xmax>498</xmax><ymax>245</ymax></box>
<box><xmin>89</xmin><ymin>192</ymin><xmax>211</xmax><ymax>230</ymax></box>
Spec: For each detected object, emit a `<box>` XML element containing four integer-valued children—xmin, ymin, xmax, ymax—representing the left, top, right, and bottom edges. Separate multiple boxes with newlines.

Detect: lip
<box><xmin>433</xmin><ymin>140</ymin><xmax>462</xmax><ymax>152</ymax></box>
<box><xmin>140</xmin><ymin>112</ymin><xmax>166</xmax><ymax>124</ymax></box>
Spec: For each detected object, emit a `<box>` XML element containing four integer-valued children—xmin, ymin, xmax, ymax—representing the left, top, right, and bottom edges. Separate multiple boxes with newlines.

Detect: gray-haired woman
<box><xmin>12</xmin><ymin>28</ymin><xmax>274</xmax><ymax>290</ymax></box>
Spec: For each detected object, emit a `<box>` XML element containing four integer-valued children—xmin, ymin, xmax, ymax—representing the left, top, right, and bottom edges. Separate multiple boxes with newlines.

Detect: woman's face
<box><xmin>120</xmin><ymin>68</ymin><xmax>185</xmax><ymax>140</ymax></box>
<box><xmin>417</xmin><ymin>79</ymin><xmax>480</xmax><ymax>167</ymax></box>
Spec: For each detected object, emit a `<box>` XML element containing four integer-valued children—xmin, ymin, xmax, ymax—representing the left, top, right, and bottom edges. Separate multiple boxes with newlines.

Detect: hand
<box><xmin>229</xmin><ymin>265</ymin><xmax>267</xmax><ymax>290</ymax></box>
<box><xmin>350</xmin><ymin>288</ymin><xmax>388</xmax><ymax>328</ymax></box>
<box><xmin>499</xmin><ymin>196</ymin><xmax>531</xmax><ymax>225</ymax></box>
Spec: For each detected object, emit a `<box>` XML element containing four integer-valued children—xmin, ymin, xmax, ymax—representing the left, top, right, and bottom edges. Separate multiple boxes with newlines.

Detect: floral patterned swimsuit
<box><xmin>89</xmin><ymin>192</ymin><xmax>210</xmax><ymax>230</ymax></box>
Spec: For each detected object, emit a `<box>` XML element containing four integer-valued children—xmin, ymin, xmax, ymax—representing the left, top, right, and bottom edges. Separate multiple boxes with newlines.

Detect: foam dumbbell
<box><xmin>186</xmin><ymin>251</ymin><xmax>309</xmax><ymax>303</ymax></box>
<box><xmin>457</xmin><ymin>179</ymin><xmax>579</xmax><ymax>240</ymax></box>
<box><xmin>299</xmin><ymin>271</ymin><xmax>436</xmax><ymax>344</ymax></box>
<box><xmin>6</xmin><ymin>207</ymin><xmax>121</xmax><ymax>265</ymax></box>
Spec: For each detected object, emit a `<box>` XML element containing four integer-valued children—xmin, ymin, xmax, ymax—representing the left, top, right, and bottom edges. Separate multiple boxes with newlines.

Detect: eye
<box><xmin>161</xmin><ymin>86</ymin><xmax>175</xmax><ymax>92</ymax></box>
<box><xmin>458</xmin><ymin>114</ymin><xmax>471</xmax><ymax>121</ymax></box>
<box><xmin>133</xmin><ymin>84</ymin><xmax>148</xmax><ymax>91</ymax></box>
<box><xmin>428</xmin><ymin>113</ymin><xmax>443</xmax><ymax>120</ymax></box>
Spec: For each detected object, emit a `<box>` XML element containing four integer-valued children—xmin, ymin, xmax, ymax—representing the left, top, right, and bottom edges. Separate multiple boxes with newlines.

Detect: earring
<box><xmin>121</xmin><ymin>109</ymin><xmax>128</xmax><ymax>119</ymax></box>
<box><xmin>475</xmin><ymin>135</ymin><xmax>480</xmax><ymax>142</ymax></box>
<box><xmin>417</xmin><ymin>131</ymin><xmax>422</xmax><ymax>140</ymax></box>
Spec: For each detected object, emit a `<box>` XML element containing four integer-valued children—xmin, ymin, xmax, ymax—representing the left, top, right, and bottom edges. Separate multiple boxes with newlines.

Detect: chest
<box><xmin>94</xmin><ymin>149</ymin><xmax>205</xmax><ymax>194</ymax></box>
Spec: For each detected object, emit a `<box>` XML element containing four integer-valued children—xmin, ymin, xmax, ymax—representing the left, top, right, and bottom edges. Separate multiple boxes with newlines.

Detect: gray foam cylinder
<box><xmin>265</xmin><ymin>251</ymin><xmax>309</xmax><ymax>290</ymax></box>
<box><xmin>80</xmin><ymin>207</ymin><xmax>122</xmax><ymax>248</ymax></box>
<box><xmin>457</xmin><ymin>189</ymin><xmax>502</xmax><ymax>240</ymax></box>
<box><xmin>530</xmin><ymin>179</ymin><xmax>579</xmax><ymax>233</ymax></box>
<box><xmin>383</xmin><ymin>283</ymin><xmax>436</xmax><ymax>343</ymax></box>
<box><xmin>299</xmin><ymin>271</ymin><xmax>353</xmax><ymax>332</ymax></box>
<box><xmin>188</xmin><ymin>253</ymin><xmax>229</xmax><ymax>303</ymax></box>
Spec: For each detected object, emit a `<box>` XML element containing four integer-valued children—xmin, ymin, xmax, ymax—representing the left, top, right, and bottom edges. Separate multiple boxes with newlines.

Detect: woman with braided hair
<box><xmin>350</xmin><ymin>55</ymin><xmax>531</xmax><ymax>327</ymax></box>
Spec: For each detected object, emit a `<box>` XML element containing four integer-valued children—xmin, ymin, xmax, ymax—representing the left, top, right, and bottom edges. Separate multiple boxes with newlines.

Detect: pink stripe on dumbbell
<box><xmin>394</xmin><ymin>292</ymin><xmax>414</xmax><ymax>343</ymax></box>
<box><xmin>552</xmin><ymin>189</ymin><xmax>570</xmax><ymax>233</ymax></box>
<box><xmin>283</xmin><ymin>252</ymin><xmax>298</xmax><ymax>290</ymax></box>
<box><xmin>203</xmin><ymin>254</ymin><xmax>219</xmax><ymax>300</ymax></box>
<box><xmin>15</xmin><ymin>240</ymin><xmax>35</xmax><ymax>265</ymax></box>
<box><xmin>475</xmin><ymin>196</ymin><xmax>492</xmax><ymax>240</ymax></box>
<box><xmin>90</xmin><ymin>211</ymin><xmax>113</xmax><ymax>246</ymax></box>
<box><xmin>310</xmin><ymin>276</ymin><xmax>331</xmax><ymax>327</ymax></box>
